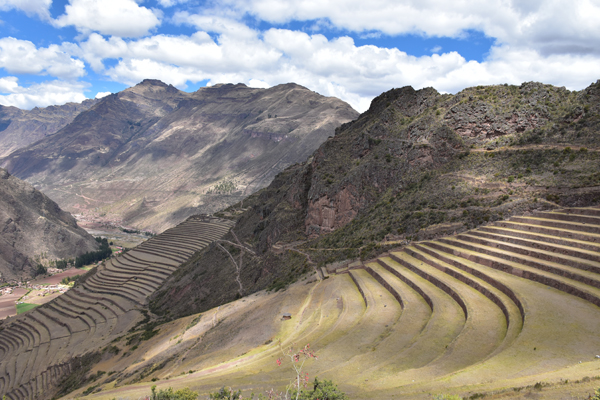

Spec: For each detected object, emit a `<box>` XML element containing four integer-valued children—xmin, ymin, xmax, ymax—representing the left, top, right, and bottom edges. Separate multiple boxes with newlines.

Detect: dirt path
<box><xmin>470</xmin><ymin>144</ymin><xmax>599</xmax><ymax>152</ymax></box>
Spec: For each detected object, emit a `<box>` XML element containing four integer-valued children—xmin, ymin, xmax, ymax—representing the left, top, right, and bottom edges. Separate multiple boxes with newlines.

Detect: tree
<box><xmin>276</xmin><ymin>342</ymin><xmax>317</xmax><ymax>400</ymax></box>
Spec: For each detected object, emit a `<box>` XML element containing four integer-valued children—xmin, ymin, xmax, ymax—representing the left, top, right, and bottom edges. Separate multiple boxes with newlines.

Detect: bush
<box><xmin>209</xmin><ymin>386</ymin><xmax>242</xmax><ymax>400</ymax></box>
<box><xmin>61</xmin><ymin>275</ymin><xmax>80</xmax><ymax>285</ymax></box>
<box><xmin>295</xmin><ymin>378</ymin><xmax>347</xmax><ymax>400</ymax></box>
<box><xmin>151</xmin><ymin>385</ymin><xmax>198</xmax><ymax>400</ymax></box>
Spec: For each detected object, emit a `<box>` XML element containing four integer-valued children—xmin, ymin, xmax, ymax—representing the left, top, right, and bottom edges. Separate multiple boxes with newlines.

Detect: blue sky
<box><xmin>1</xmin><ymin>0</ymin><xmax>600</xmax><ymax>111</ymax></box>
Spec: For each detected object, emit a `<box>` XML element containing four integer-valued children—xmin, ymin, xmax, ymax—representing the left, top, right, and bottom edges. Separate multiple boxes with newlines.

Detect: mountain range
<box><xmin>0</xmin><ymin>80</ymin><xmax>358</xmax><ymax>232</ymax></box>
<box><xmin>1</xmin><ymin>80</ymin><xmax>600</xmax><ymax>399</ymax></box>
<box><xmin>0</xmin><ymin>99</ymin><xmax>98</xmax><ymax>158</ymax></box>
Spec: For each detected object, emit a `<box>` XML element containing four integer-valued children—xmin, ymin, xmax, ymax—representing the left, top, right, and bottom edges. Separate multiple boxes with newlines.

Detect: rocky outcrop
<box><xmin>1</xmin><ymin>81</ymin><xmax>358</xmax><ymax>232</ymax></box>
<box><xmin>0</xmin><ymin>168</ymin><xmax>98</xmax><ymax>280</ymax></box>
<box><xmin>305</xmin><ymin>186</ymin><xmax>362</xmax><ymax>237</ymax></box>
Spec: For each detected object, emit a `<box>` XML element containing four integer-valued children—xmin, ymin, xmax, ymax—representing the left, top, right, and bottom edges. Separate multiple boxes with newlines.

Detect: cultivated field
<box><xmin>77</xmin><ymin>207</ymin><xmax>600</xmax><ymax>400</ymax></box>
<box><xmin>0</xmin><ymin>216</ymin><xmax>234</xmax><ymax>400</ymax></box>
<box><xmin>0</xmin><ymin>289</ymin><xmax>27</xmax><ymax>320</ymax></box>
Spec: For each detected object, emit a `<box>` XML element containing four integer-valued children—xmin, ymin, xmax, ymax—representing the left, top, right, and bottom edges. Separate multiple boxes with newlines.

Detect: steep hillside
<box><xmin>0</xmin><ymin>80</ymin><xmax>358</xmax><ymax>231</ymax></box>
<box><xmin>0</xmin><ymin>168</ymin><xmax>98</xmax><ymax>281</ymax></box>
<box><xmin>0</xmin><ymin>99</ymin><xmax>98</xmax><ymax>157</ymax></box>
<box><xmin>150</xmin><ymin>80</ymin><xmax>600</xmax><ymax>319</ymax></box>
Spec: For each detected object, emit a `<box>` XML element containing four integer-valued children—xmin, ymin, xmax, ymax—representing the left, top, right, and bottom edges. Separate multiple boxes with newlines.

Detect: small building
<box><xmin>282</xmin><ymin>313</ymin><xmax>292</xmax><ymax>320</ymax></box>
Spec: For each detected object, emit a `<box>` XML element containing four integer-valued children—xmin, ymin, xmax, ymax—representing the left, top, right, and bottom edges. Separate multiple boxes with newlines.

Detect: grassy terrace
<box><xmin>72</xmin><ymin>206</ymin><xmax>600</xmax><ymax>400</ymax></box>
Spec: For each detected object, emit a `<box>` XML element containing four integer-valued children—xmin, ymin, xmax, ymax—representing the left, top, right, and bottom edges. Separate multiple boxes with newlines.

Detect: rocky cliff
<box><xmin>150</xmin><ymin>80</ymin><xmax>600</xmax><ymax>319</ymax></box>
<box><xmin>0</xmin><ymin>81</ymin><xmax>358</xmax><ymax>232</ymax></box>
<box><xmin>0</xmin><ymin>168</ymin><xmax>98</xmax><ymax>281</ymax></box>
<box><xmin>0</xmin><ymin>99</ymin><xmax>98</xmax><ymax>157</ymax></box>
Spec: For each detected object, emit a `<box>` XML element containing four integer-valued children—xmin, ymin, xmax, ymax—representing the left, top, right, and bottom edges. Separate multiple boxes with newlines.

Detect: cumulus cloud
<box><xmin>6</xmin><ymin>0</ymin><xmax>600</xmax><ymax>111</ymax></box>
<box><xmin>95</xmin><ymin>91</ymin><xmax>111</xmax><ymax>98</ymax></box>
<box><xmin>248</xmin><ymin>79</ymin><xmax>270</xmax><ymax>88</ymax></box>
<box><xmin>205</xmin><ymin>0</ymin><xmax>600</xmax><ymax>56</ymax></box>
<box><xmin>0</xmin><ymin>0</ymin><xmax>52</xmax><ymax>20</ymax></box>
<box><xmin>0</xmin><ymin>78</ymin><xmax>87</xmax><ymax>109</ymax></box>
<box><xmin>0</xmin><ymin>37</ymin><xmax>85</xmax><ymax>79</ymax></box>
<box><xmin>105</xmin><ymin>58</ymin><xmax>206</xmax><ymax>88</ymax></box>
<box><xmin>64</xmin><ymin>11</ymin><xmax>600</xmax><ymax>112</ymax></box>
<box><xmin>54</xmin><ymin>0</ymin><xmax>161</xmax><ymax>37</ymax></box>
<box><xmin>0</xmin><ymin>77</ymin><xmax>19</xmax><ymax>93</ymax></box>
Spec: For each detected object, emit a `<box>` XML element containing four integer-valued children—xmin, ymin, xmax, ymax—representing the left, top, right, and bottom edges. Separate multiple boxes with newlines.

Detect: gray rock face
<box><xmin>1</xmin><ymin>81</ymin><xmax>359</xmax><ymax>232</ymax></box>
<box><xmin>0</xmin><ymin>168</ymin><xmax>98</xmax><ymax>280</ymax></box>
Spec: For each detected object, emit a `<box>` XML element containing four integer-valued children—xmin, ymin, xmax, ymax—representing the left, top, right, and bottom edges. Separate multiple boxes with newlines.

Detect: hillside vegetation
<box><xmin>151</xmin><ymin>80</ymin><xmax>600</xmax><ymax>319</ymax></box>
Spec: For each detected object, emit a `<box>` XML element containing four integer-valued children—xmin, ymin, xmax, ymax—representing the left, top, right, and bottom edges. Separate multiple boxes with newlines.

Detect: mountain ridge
<box><xmin>0</xmin><ymin>167</ymin><xmax>98</xmax><ymax>281</ymax></box>
<box><xmin>1</xmin><ymin>80</ymin><xmax>359</xmax><ymax>232</ymax></box>
<box><xmin>0</xmin><ymin>99</ymin><xmax>99</xmax><ymax>157</ymax></box>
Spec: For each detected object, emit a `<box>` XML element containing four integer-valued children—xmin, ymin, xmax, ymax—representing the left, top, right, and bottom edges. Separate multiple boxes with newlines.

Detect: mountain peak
<box><xmin>137</xmin><ymin>79</ymin><xmax>170</xmax><ymax>87</ymax></box>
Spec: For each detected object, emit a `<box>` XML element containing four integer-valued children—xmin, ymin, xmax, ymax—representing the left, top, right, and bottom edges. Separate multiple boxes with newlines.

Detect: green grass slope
<box><xmin>74</xmin><ymin>208</ymin><xmax>600</xmax><ymax>400</ymax></box>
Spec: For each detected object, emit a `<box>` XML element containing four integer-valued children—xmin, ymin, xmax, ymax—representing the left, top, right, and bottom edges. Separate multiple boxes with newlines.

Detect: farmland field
<box><xmin>0</xmin><ymin>288</ymin><xmax>27</xmax><ymax>319</ymax></box>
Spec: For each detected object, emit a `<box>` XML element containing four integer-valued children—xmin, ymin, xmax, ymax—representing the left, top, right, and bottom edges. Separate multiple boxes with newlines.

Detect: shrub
<box><xmin>209</xmin><ymin>387</ymin><xmax>242</xmax><ymax>400</ymax></box>
<box><xmin>294</xmin><ymin>378</ymin><xmax>347</xmax><ymax>400</ymax></box>
<box><xmin>151</xmin><ymin>385</ymin><xmax>198</xmax><ymax>400</ymax></box>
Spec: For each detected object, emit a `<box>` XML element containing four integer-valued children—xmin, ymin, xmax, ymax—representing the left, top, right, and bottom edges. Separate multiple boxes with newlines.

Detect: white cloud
<box><xmin>205</xmin><ymin>0</ymin><xmax>600</xmax><ymax>57</ymax></box>
<box><xmin>0</xmin><ymin>0</ymin><xmax>51</xmax><ymax>20</ymax></box>
<box><xmin>248</xmin><ymin>79</ymin><xmax>270</xmax><ymax>88</ymax></box>
<box><xmin>0</xmin><ymin>78</ymin><xmax>87</xmax><ymax>109</ymax></box>
<box><xmin>95</xmin><ymin>91</ymin><xmax>111</xmax><ymax>98</ymax></box>
<box><xmin>5</xmin><ymin>0</ymin><xmax>600</xmax><ymax>112</ymax></box>
<box><xmin>105</xmin><ymin>58</ymin><xmax>206</xmax><ymax>88</ymax></box>
<box><xmin>54</xmin><ymin>0</ymin><xmax>161</xmax><ymax>37</ymax></box>
<box><xmin>67</xmin><ymin>16</ymin><xmax>600</xmax><ymax>113</ymax></box>
<box><xmin>157</xmin><ymin>0</ymin><xmax>189</xmax><ymax>7</ymax></box>
<box><xmin>0</xmin><ymin>76</ymin><xmax>19</xmax><ymax>93</ymax></box>
<box><xmin>0</xmin><ymin>37</ymin><xmax>85</xmax><ymax>79</ymax></box>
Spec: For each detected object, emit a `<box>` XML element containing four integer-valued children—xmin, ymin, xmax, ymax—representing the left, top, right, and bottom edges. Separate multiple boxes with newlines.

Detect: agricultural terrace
<box><xmin>0</xmin><ymin>216</ymin><xmax>234</xmax><ymax>400</ymax></box>
<box><xmin>81</xmin><ymin>207</ymin><xmax>600</xmax><ymax>400</ymax></box>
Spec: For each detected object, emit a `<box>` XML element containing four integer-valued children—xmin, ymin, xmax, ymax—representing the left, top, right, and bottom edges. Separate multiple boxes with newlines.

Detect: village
<box><xmin>1</xmin><ymin>281</ymin><xmax>69</xmax><ymax>298</ymax></box>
